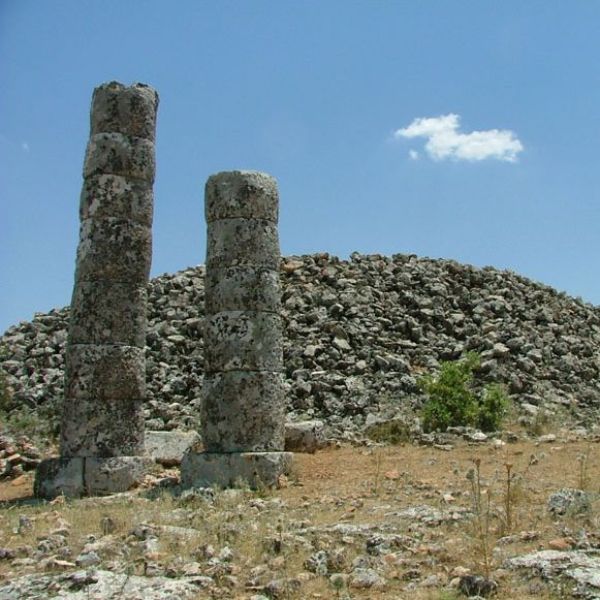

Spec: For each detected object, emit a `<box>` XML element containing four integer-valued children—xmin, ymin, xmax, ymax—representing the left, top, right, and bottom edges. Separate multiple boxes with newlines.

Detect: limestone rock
<box><xmin>204</xmin><ymin>312</ymin><xmax>283</xmax><ymax>373</ymax></box>
<box><xmin>144</xmin><ymin>430</ymin><xmax>201</xmax><ymax>466</ymax></box>
<box><xmin>80</xmin><ymin>175</ymin><xmax>154</xmax><ymax>226</ymax></box>
<box><xmin>84</xmin><ymin>133</ymin><xmax>155</xmax><ymax>182</ymax></box>
<box><xmin>205</xmin><ymin>170</ymin><xmax>279</xmax><ymax>222</ymax></box>
<box><xmin>91</xmin><ymin>81</ymin><xmax>159</xmax><ymax>141</ymax></box>
<box><xmin>34</xmin><ymin>81</ymin><xmax>158</xmax><ymax>497</ymax></box>
<box><xmin>180</xmin><ymin>451</ymin><xmax>292</xmax><ymax>489</ymax></box>
<box><xmin>284</xmin><ymin>420</ymin><xmax>326</xmax><ymax>453</ymax></box>
<box><xmin>201</xmin><ymin>371</ymin><xmax>285</xmax><ymax>452</ymax></box>
<box><xmin>0</xmin><ymin>568</ymin><xmax>200</xmax><ymax>599</ymax></box>
<box><xmin>4</xmin><ymin>252</ymin><xmax>600</xmax><ymax>442</ymax></box>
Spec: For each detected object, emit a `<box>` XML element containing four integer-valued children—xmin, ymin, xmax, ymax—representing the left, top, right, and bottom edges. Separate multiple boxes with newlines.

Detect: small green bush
<box><xmin>478</xmin><ymin>382</ymin><xmax>510</xmax><ymax>432</ymax></box>
<box><xmin>0</xmin><ymin>347</ymin><xmax>13</xmax><ymax>414</ymax></box>
<box><xmin>419</xmin><ymin>353</ymin><xmax>509</xmax><ymax>432</ymax></box>
<box><xmin>419</xmin><ymin>352</ymin><xmax>479</xmax><ymax>431</ymax></box>
<box><xmin>0</xmin><ymin>370</ymin><xmax>11</xmax><ymax>413</ymax></box>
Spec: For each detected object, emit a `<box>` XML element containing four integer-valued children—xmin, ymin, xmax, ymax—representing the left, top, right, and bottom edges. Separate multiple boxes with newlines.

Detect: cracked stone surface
<box><xmin>63</xmin><ymin>344</ymin><xmax>145</xmax><ymax>402</ymax></box>
<box><xmin>206</xmin><ymin>218</ymin><xmax>280</xmax><ymax>270</ymax></box>
<box><xmin>181</xmin><ymin>451</ymin><xmax>292</xmax><ymax>488</ymax></box>
<box><xmin>203</xmin><ymin>311</ymin><xmax>284</xmax><ymax>373</ymax></box>
<box><xmin>182</xmin><ymin>171</ymin><xmax>288</xmax><ymax>488</ymax></box>
<box><xmin>35</xmin><ymin>81</ymin><xmax>158</xmax><ymax>496</ymax></box>
<box><xmin>68</xmin><ymin>282</ymin><xmax>147</xmax><ymax>346</ymax></box>
<box><xmin>74</xmin><ymin>218</ymin><xmax>152</xmax><ymax>284</ymax></box>
<box><xmin>84</xmin><ymin>133</ymin><xmax>156</xmax><ymax>182</ymax></box>
<box><xmin>204</xmin><ymin>266</ymin><xmax>281</xmax><ymax>313</ymax></box>
<box><xmin>0</xmin><ymin>569</ymin><xmax>201</xmax><ymax>599</ymax></box>
<box><xmin>507</xmin><ymin>550</ymin><xmax>600</xmax><ymax>599</ymax></box>
<box><xmin>205</xmin><ymin>170</ymin><xmax>279</xmax><ymax>222</ymax></box>
<box><xmin>91</xmin><ymin>81</ymin><xmax>160</xmax><ymax>141</ymax></box>
<box><xmin>80</xmin><ymin>174</ymin><xmax>153</xmax><ymax>226</ymax></box>
<box><xmin>201</xmin><ymin>371</ymin><xmax>285</xmax><ymax>452</ymax></box>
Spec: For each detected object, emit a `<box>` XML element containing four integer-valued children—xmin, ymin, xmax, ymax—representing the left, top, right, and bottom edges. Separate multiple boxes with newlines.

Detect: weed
<box><xmin>502</xmin><ymin>462</ymin><xmax>513</xmax><ymax>533</ymax></box>
<box><xmin>466</xmin><ymin>458</ymin><xmax>493</xmax><ymax>578</ymax></box>
<box><xmin>370</xmin><ymin>448</ymin><xmax>384</xmax><ymax>495</ymax></box>
<box><xmin>435</xmin><ymin>591</ymin><xmax>461</xmax><ymax>600</ymax></box>
<box><xmin>576</xmin><ymin>446</ymin><xmax>592</xmax><ymax>491</ymax></box>
<box><xmin>329</xmin><ymin>573</ymin><xmax>348</xmax><ymax>598</ymax></box>
<box><xmin>365</xmin><ymin>419</ymin><xmax>411</xmax><ymax>444</ymax></box>
<box><xmin>496</xmin><ymin>459</ymin><xmax>527</xmax><ymax>537</ymax></box>
<box><xmin>0</xmin><ymin>407</ymin><xmax>53</xmax><ymax>442</ymax></box>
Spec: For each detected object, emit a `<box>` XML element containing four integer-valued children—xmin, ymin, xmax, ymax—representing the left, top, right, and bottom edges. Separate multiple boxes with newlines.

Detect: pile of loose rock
<box><xmin>0</xmin><ymin>432</ymin><xmax>41</xmax><ymax>479</ymax></box>
<box><xmin>2</xmin><ymin>252</ymin><xmax>600</xmax><ymax>439</ymax></box>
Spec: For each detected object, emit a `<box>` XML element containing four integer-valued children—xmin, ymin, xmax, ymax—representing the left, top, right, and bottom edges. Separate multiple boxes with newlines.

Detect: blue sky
<box><xmin>2</xmin><ymin>1</ymin><xmax>600</xmax><ymax>333</ymax></box>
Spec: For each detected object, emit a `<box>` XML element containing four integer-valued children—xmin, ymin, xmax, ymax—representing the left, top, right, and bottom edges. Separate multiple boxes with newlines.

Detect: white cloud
<box><xmin>409</xmin><ymin>149</ymin><xmax>419</xmax><ymax>160</ymax></box>
<box><xmin>394</xmin><ymin>114</ymin><xmax>523</xmax><ymax>162</ymax></box>
<box><xmin>21</xmin><ymin>142</ymin><xmax>30</xmax><ymax>152</ymax></box>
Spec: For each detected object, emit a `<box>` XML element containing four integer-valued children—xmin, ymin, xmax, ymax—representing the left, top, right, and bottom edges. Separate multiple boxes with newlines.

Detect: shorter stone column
<box><xmin>35</xmin><ymin>82</ymin><xmax>158</xmax><ymax>498</ymax></box>
<box><xmin>181</xmin><ymin>171</ymin><xmax>292</xmax><ymax>488</ymax></box>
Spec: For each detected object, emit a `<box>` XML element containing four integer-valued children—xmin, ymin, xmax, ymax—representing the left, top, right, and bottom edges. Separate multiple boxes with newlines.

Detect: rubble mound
<box><xmin>2</xmin><ymin>253</ymin><xmax>600</xmax><ymax>438</ymax></box>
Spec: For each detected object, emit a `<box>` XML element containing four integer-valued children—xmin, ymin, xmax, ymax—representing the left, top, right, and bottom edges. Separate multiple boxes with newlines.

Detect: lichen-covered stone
<box><xmin>205</xmin><ymin>170</ymin><xmax>278</xmax><ymax>223</ymax></box>
<box><xmin>205</xmin><ymin>266</ymin><xmax>280</xmax><ymax>313</ymax></box>
<box><xmin>68</xmin><ymin>281</ymin><xmax>147</xmax><ymax>346</ymax></box>
<box><xmin>1</xmin><ymin>571</ymin><xmax>202</xmax><ymax>599</ymax></box>
<box><xmin>181</xmin><ymin>170</ymin><xmax>288</xmax><ymax>490</ymax></box>
<box><xmin>91</xmin><ymin>81</ymin><xmax>159</xmax><ymax>141</ymax></box>
<box><xmin>11</xmin><ymin>253</ymin><xmax>600</xmax><ymax>449</ymax></box>
<box><xmin>36</xmin><ymin>81</ymin><xmax>157</xmax><ymax>498</ymax></box>
<box><xmin>34</xmin><ymin>456</ymin><xmax>154</xmax><ymax>498</ymax></box>
<box><xmin>34</xmin><ymin>457</ymin><xmax>84</xmax><ymax>498</ymax></box>
<box><xmin>206</xmin><ymin>218</ymin><xmax>280</xmax><ymax>269</ymax></box>
<box><xmin>181</xmin><ymin>451</ymin><xmax>292</xmax><ymax>489</ymax></box>
<box><xmin>60</xmin><ymin>393</ymin><xmax>145</xmax><ymax>457</ymax></box>
<box><xmin>80</xmin><ymin>174</ymin><xmax>153</xmax><ymax>226</ymax></box>
<box><xmin>84</xmin><ymin>132</ymin><xmax>155</xmax><ymax>182</ymax></box>
<box><xmin>284</xmin><ymin>420</ymin><xmax>327</xmax><ymax>453</ymax></box>
<box><xmin>204</xmin><ymin>312</ymin><xmax>283</xmax><ymax>373</ymax></box>
<box><xmin>201</xmin><ymin>371</ymin><xmax>285</xmax><ymax>452</ymax></box>
<box><xmin>63</xmin><ymin>344</ymin><xmax>145</xmax><ymax>401</ymax></box>
<box><xmin>84</xmin><ymin>456</ymin><xmax>155</xmax><ymax>493</ymax></box>
<box><xmin>144</xmin><ymin>430</ymin><xmax>201</xmax><ymax>466</ymax></box>
<box><xmin>75</xmin><ymin>218</ymin><xmax>152</xmax><ymax>284</ymax></box>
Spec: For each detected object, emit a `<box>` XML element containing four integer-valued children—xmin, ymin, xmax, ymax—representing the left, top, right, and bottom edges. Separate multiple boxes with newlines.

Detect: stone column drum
<box><xmin>181</xmin><ymin>171</ymin><xmax>292</xmax><ymax>488</ymax></box>
<box><xmin>35</xmin><ymin>82</ymin><xmax>158</xmax><ymax>498</ymax></box>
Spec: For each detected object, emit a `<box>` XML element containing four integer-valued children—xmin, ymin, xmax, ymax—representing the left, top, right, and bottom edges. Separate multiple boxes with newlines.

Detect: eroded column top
<box><xmin>205</xmin><ymin>171</ymin><xmax>279</xmax><ymax>223</ymax></box>
<box><xmin>91</xmin><ymin>81</ymin><xmax>159</xmax><ymax>141</ymax></box>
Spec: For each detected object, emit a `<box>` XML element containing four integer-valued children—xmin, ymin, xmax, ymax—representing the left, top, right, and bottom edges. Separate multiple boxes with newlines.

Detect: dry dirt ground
<box><xmin>1</xmin><ymin>437</ymin><xmax>599</xmax><ymax>599</ymax></box>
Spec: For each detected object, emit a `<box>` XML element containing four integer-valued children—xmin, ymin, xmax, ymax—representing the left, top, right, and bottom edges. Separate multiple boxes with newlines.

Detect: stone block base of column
<box><xmin>34</xmin><ymin>455</ymin><xmax>155</xmax><ymax>499</ymax></box>
<box><xmin>180</xmin><ymin>451</ymin><xmax>293</xmax><ymax>489</ymax></box>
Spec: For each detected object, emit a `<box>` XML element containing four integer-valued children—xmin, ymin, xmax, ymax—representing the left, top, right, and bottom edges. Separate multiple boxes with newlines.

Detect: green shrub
<box><xmin>0</xmin><ymin>370</ymin><xmax>11</xmax><ymax>413</ymax></box>
<box><xmin>0</xmin><ymin>347</ymin><xmax>13</xmax><ymax>414</ymax></box>
<box><xmin>419</xmin><ymin>353</ymin><xmax>510</xmax><ymax>432</ymax></box>
<box><xmin>478</xmin><ymin>382</ymin><xmax>510</xmax><ymax>432</ymax></box>
<box><xmin>419</xmin><ymin>352</ymin><xmax>480</xmax><ymax>432</ymax></box>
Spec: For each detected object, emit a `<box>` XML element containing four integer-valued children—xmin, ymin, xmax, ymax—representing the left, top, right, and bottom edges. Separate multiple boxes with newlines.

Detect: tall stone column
<box><xmin>181</xmin><ymin>171</ymin><xmax>292</xmax><ymax>488</ymax></box>
<box><xmin>35</xmin><ymin>82</ymin><xmax>158</xmax><ymax>498</ymax></box>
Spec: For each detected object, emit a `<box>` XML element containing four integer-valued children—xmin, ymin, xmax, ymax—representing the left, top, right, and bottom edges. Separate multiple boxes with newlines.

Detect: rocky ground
<box><xmin>2</xmin><ymin>253</ymin><xmax>600</xmax><ymax>442</ymax></box>
<box><xmin>1</xmin><ymin>431</ymin><xmax>600</xmax><ymax>599</ymax></box>
<box><xmin>2</xmin><ymin>252</ymin><xmax>600</xmax><ymax>597</ymax></box>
